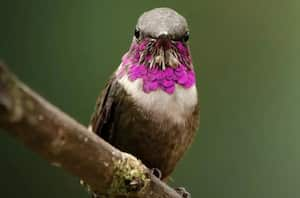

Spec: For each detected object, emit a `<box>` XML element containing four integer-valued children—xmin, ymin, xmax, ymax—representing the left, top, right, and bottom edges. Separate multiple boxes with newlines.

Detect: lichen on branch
<box><xmin>0</xmin><ymin>62</ymin><xmax>182</xmax><ymax>198</ymax></box>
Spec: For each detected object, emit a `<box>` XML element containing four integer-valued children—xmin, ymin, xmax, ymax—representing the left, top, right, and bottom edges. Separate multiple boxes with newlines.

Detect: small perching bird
<box><xmin>90</xmin><ymin>7</ymin><xmax>199</xmax><ymax>194</ymax></box>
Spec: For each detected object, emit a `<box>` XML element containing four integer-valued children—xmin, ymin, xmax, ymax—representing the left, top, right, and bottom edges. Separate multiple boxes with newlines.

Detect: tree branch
<box><xmin>0</xmin><ymin>63</ymin><xmax>182</xmax><ymax>198</ymax></box>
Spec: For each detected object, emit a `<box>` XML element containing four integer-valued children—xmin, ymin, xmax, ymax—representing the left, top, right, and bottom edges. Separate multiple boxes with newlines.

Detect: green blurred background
<box><xmin>1</xmin><ymin>0</ymin><xmax>300</xmax><ymax>197</ymax></box>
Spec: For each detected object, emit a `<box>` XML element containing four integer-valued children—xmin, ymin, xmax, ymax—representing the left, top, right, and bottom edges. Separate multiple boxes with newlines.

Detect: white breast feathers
<box><xmin>118</xmin><ymin>75</ymin><xmax>198</xmax><ymax>124</ymax></box>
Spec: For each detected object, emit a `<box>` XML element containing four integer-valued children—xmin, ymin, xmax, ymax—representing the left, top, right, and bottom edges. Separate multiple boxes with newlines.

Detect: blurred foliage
<box><xmin>1</xmin><ymin>0</ymin><xmax>300</xmax><ymax>197</ymax></box>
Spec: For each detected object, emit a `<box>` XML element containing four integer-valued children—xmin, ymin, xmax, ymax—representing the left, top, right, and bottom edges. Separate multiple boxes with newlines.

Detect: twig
<box><xmin>0</xmin><ymin>63</ymin><xmax>181</xmax><ymax>198</ymax></box>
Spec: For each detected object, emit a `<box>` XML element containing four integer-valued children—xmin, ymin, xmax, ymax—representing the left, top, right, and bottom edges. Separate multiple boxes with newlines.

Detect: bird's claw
<box><xmin>80</xmin><ymin>180</ymin><xmax>105</xmax><ymax>198</ymax></box>
<box><xmin>150</xmin><ymin>168</ymin><xmax>162</xmax><ymax>179</ymax></box>
<box><xmin>175</xmin><ymin>187</ymin><xmax>191</xmax><ymax>198</ymax></box>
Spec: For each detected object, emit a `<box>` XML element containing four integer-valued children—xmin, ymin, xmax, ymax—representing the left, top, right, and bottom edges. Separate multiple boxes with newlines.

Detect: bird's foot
<box><xmin>80</xmin><ymin>180</ymin><xmax>106</xmax><ymax>198</ymax></box>
<box><xmin>150</xmin><ymin>168</ymin><xmax>162</xmax><ymax>179</ymax></box>
<box><xmin>91</xmin><ymin>192</ymin><xmax>108</xmax><ymax>198</ymax></box>
<box><xmin>91</xmin><ymin>192</ymin><xmax>101</xmax><ymax>198</ymax></box>
<box><xmin>175</xmin><ymin>187</ymin><xmax>191</xmax><ymax>198</ymax></box>
<box><xmin>88</xmin><ymin>190</ymin><xmax>107</xmax><ymax>198</ymax></box>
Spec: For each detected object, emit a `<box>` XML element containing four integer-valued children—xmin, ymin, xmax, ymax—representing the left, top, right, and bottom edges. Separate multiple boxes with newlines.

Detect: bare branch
<box><xmin>0</xmin><ymin>63</ymin><xmax>181</xmax><ymax>198</ymax></box>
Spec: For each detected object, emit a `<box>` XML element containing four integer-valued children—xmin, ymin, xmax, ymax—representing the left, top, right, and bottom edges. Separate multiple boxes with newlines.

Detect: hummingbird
<box><xmin>90</xmin><ymin>7</ymin><xmax>199</xmax><ymax>182</ymax></box>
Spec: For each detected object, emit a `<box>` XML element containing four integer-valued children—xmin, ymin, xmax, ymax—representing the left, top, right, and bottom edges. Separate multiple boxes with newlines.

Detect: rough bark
<box><xmin>0</xmin><ymin>63</ymin><xmax>182</xmax><ymax>198</ymax></box>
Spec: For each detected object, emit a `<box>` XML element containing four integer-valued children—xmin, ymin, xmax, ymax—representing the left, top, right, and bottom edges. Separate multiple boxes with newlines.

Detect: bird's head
<box><xmin>118</xmin><ymin>8</ymin><xmax>195</xmax><ymax>94</ymax></box>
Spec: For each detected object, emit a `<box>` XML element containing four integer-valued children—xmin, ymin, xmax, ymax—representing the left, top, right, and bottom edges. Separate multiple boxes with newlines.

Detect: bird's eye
<box><xmin>183</xmin><ymin>31</ymin><xmax>190</xmax><ymax>42</ymax></box>
<box><xmin>134</xmin><ymin>28</ymin><xmax>140</xmax><ymax>39</ymax></box>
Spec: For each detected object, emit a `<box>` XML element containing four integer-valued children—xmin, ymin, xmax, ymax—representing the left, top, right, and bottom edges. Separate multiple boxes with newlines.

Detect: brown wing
<box><xmin>90</xmin><ymin>76</ymin><xmax>121</xmax><ymax>142</ymax></box>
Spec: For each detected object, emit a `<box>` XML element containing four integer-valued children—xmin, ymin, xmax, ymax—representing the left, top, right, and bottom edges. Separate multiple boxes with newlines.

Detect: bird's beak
<box><xmin>156</xmin><ymin>32</ymin><xmax>171</xmax><ymax>49</ymax></box>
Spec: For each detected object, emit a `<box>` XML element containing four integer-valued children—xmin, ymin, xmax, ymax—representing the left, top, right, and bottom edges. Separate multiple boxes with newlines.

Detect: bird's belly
<box><xmin>113</xmin><ymin>78</ymin><xmax>199</xmax><ymax>178</ymax></box>
<box><xmin>113</xmin><ymin>104</ymin><xmax>196</xmax><ymax>178</ymax></box>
